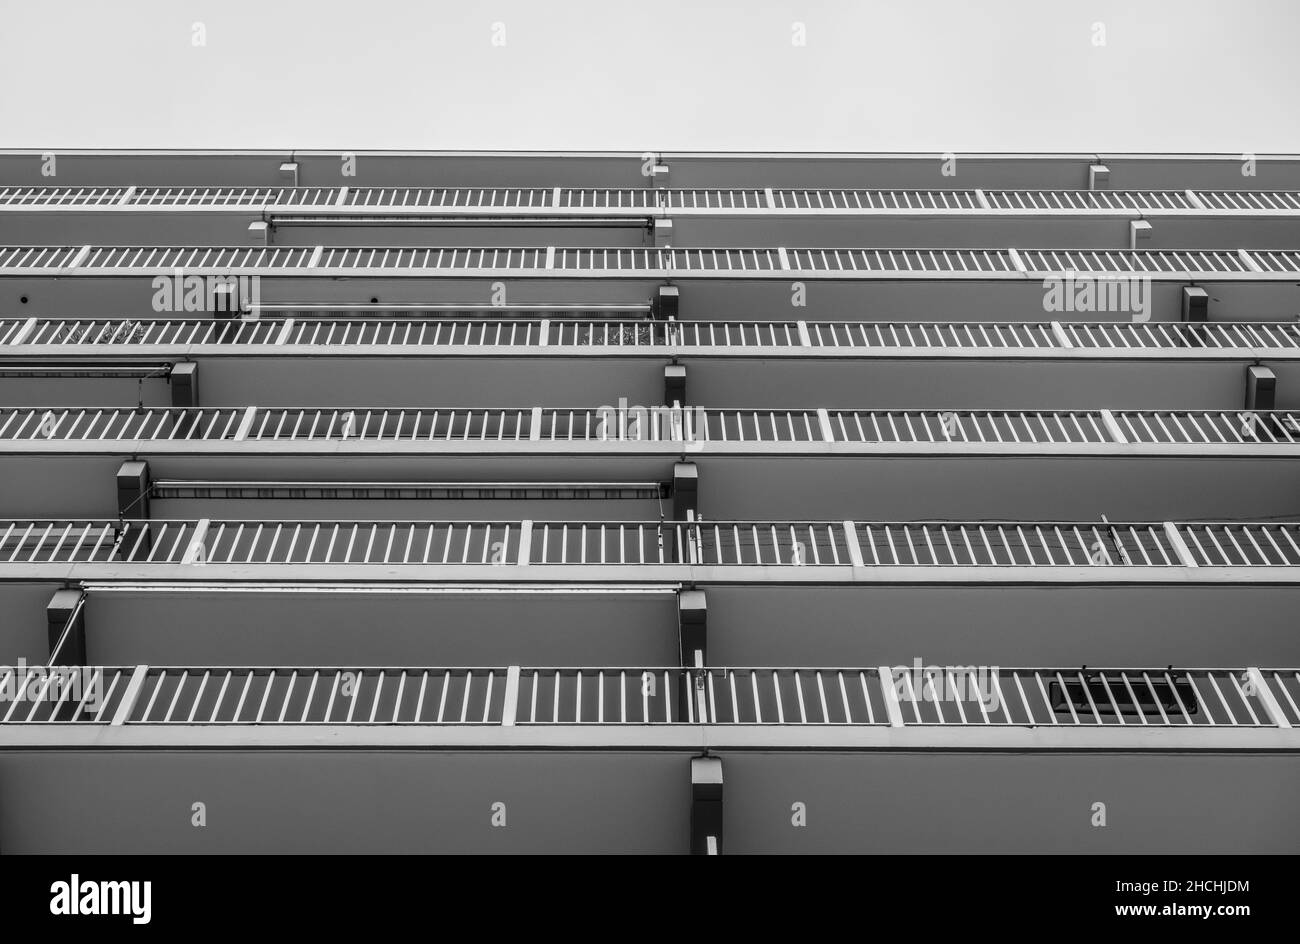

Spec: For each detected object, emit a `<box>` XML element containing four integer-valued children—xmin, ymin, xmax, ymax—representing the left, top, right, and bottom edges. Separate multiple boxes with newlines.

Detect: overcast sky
<box><xmin>2</xmin><ymin>0</ymin><xmax>1297</xmax><ymax>152</ymax></box>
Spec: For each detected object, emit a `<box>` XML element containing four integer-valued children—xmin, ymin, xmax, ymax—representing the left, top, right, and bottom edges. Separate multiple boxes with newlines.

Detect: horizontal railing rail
<box><xmin>3</xmin><ymin>245</ymin><xmax>1298</xmax><ymax>278</ymax></box>
<box><xmin>7</xmin><ymin>317</ymin><xmax>1300</xmax><ymax>352</ymax></box>
<box><xmin>4</xmin><ymin>186</ymin><xmax>1300</xmax><ymax>215</ymax></box>
<box><xmin>1</xmin><ymin>519</ymin><xmax>1299</xmax><ymax>568</ymax></box>
<box><xmin>3</xmin><ymin>665</ymin><xmax>1294</xmax><ymax>730</ymax></box>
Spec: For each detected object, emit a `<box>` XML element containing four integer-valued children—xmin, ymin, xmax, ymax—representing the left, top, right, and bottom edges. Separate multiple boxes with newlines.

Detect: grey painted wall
<box><xmin>86</xmin><ymin>588</ymin><xmax>680</xmax><ymax>666</ymax></box>
<box><xmin>0</xmin><ymin>748</ymin><xmax>1293</xmax><ymax>853</ymax></box>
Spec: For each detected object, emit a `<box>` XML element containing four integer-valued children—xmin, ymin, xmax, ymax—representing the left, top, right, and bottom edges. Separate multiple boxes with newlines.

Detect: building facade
<box><xmin>0</xmin><ymin>150</ymin><xmax>1298</xmax><ymax>853</ymax></box>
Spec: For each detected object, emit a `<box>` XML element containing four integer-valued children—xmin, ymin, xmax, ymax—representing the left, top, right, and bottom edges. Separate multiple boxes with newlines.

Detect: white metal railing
<box><xmin>131</xmin><ymin>187</ymin><xmax>338</xmax><ymax>208</ymax></box>
<box><xmin>783</xmin><ymin>248</ymin><xmax>1016</xmax><ymax>273</ymax></box>
<box><xmin>1</xmin><ymin>317</ymin><xmax>283</xmax><ymax>346</ymax></box>
<box><xmin>823</xmin><ymin>410</ymin><xmax>1112</xmax><ymax>444</ymax></box>
<box><xmin>0</xmin><ymin>666</ymin><xmax>508</xmax><ymax>725</ymax></box>
<box><xmin>1176</xmin><ymin>522</ymin><xmax>1300</xmax><ymax>566</ymax></box>
<box><xmin>1111</xmin><ymin>410</ymin><xmax>1300</xmax><ymax>444</ymax></box>
<box><xmin>0</xmin><ymin>407</ymin><xmax>245</xmax><ymax>441</ymax></box>
<box><xmin>982</xmin><ymin>190</ymin><xmax>1194</xmax><ymax>211</ymax></box>
<box><xmin>1193</xmin><ymin>191</ymin><xmax>1300</xmax><ymax>212</ymax></box>
<box><xmin>3</xmin><ymin>244</ymin><xmax>1297</xmax><ymax>278</ymax></box>
<box><xmin>852</xmin><ymin>521</ymin><xmax>1174</xmax><ymax>566</ymax></box>
<box><xmin>0</xmin><ymin>186</ymin><xmax>133</xmax><ymax>207</ymax></box>
<box><xmin>883</xmin><ymin>667</ymin><xmax>1296</xmax><ymax>727</ymax></box>
<box><xmin>5</xmin><ymin>185</ymin><xmax>1299</xmax><ymax>216</ymax></box>
<box><xmin>771</xmin><ymin>189</ymin><xmax>979</xmax><ymax>210</ymax></box>
<box><xmin>3</xmin><ymin>519</ymin><xmax>1300</xmax><ymax>568</ymax></box>
<box><xmin>243</xmin><ymin>408</ymin><xmax>531</xmax><ymax>442</ymax></box>
<box><xmin>1016</xmin><ymin>248</ymin><xmax>1256</xmax><ymax>275</ymax></box>
<box><xmin>75</xmin><ymin>246</ymin><xmax>315</xmax><ymax>269</ymax></box>
<box><xmin>1053</xmin><ymin>321</ymin><xmax>1300</xmax><ymax>350</ymax></box>
<box><xmin>4</xmin><ymin>665</ymin><xmax>1294</xmax><ymax>730</ymax></box>
<box><xmin>0</xmin><ymin>246</ymin><xmax>83</xmax><ymax>268</ymax></box>
<box><xmin>7</xmin><ymin>317</ymin><xmax>1300</xmax><ymax>352</ymax></box>
<box><xmin>6</xmin><ymin>406</ymin><xmax>1300</xmax><ymax>447</ymax></box>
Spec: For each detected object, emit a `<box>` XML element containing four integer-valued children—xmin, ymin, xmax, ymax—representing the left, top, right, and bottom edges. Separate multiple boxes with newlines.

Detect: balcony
<box><xmin>4</xmin><ymin>517</ymin><xmax>1300</xmax><ymax>577</ymax></box>
<box><xmin>4</xmin><ymin>246</ymin><xmax>1298</xmax><ymax>320</ymax></box>
<box><xmin>3</xmin><ymin>186</ymin><xmax>1299</xmax><ymax>247</ymax></box>
<box><xmin>0</xmin><ymin>661</ymin><xmax>1293</xmax><ymax>852</ymax></box>
<box><xmin>2</xmin><ymin>664</ymin><xmax>1295</xmax><ymax>748</ymax></box>
<box><xmin>4</xmin><ymin>406</ymin><xmax>1300</xmax><ymax>519</ymax></box>
<box><xmin>5</xmin><ymin>316</ymin><xmax>1298</xmax><ymax>409</ymax></box>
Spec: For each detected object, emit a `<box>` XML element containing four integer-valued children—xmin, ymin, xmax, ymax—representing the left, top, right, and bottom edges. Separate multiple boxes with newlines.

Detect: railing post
<box><xmin>877</xmin><ymin>667</ymin><xmax>905</xmax><ymax>727</ymax></box>
<box><xmin>1247</xmin><ymin>667</ymin><xmax>1292</xmax><ymax>728</ymax></box>
<box><xmin>843</xmin><ymin>521</ymin><xmax>864</xmax><ymax>568</ymax></box>
<box><xmin>538</xmin><ymin>318</ymin><xmax>550</xmax><ymax>347</ymax></box>
<box><xmin>1099</xmin><ymin>408</ymin><xmax>1128</xmax><ymax>443</ymax></box>
<box><xmin>233</xmin><ymin>406</ymin><xmax>258</xmax><ymax>441</ymax></box>
<box><xmin>1163</xmin><ymin>522</ymin><xmax>1198</xmax><ymax>567</ymax></box>
<box><xmin>517</xmin><ymin>520</ymin><xmax>532</xmax><ymax>566</ymax></box>
<box><xmin>529</xmin><ymin>406</ymin><xmax>543</xmax><ymax>441</ymax></box>
<box><xmin>182</xmin><ymin>519</ymin><xmax>210</xmax><ymax>565</ymax></box>
<box><xmin>6</xmin><ymin>317</ymin><xmax>37</xmax><ymax>345</ymax></box>
<box><xmin>796</xmin><ymin>320</ymin><xmax>812</xmax><ymax>347</ymax></box>
<box><xmin>67</xmin><ymin>245</ymin><xmax>92</xmax><ymax>270</ymax></box>
<box><xmin>110</xmin><ymin>665</ymin><xmax>150</xmax><ymax>726</ymax></box>
<box><xmin>1049</xmin><ymin>321</ymin><xmax>1073</xmax><ymax>349</ymax></box>
<box><xmin>816</xmin><ymin>408</ymin><xmax>835</xmax><ymax>443</ymax></box>
<box><xmin>1238</xmin><ymin>248</ymin><xmax>1265</xmax><ymax>273</ymax></box>
<box><xmin>274</xmin><ymin>318</ymin><xmax>295</xmax><ymax>346</ymax></box>
<box><xmin>501</xmin><ymin>666</ymin><xmax>521</xmax><ymax>726</ymax></box>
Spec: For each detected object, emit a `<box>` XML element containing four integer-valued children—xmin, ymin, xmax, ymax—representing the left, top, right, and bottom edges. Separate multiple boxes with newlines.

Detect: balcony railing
<box><xmin>2</xmin><ymin>519</ymin><xmax>1299</xmax><ymax>568</ymax></box>
<box><xmin>3</xmin><ymin>406</ymin><xmax>1299</xmax><ymax>448</ymax></box>
<box><xmin>3</xmin><ymin>185</ymin><xmax>1299</xmax><ymax>215</ymax></box>
<box><xmin>2</xmin><ymin>245</ymin><xmax>1297</xmax><ymax>278</ymax></box>
<box><xmin>6</xmin><ymin>317</ymin><xmax>1300</xmax><ymax>353</ymax></box>
<box><xmin>3</xmin><ymin>665</ymin><xmax>1295</xmax><ymax>730</ymax></box>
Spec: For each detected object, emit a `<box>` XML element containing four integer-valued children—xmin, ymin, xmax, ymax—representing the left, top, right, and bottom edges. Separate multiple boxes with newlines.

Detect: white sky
<box><xmin>2</xmin><ymin>0</ymin><xmax>1297</xmax><ymax>151</ymax></box>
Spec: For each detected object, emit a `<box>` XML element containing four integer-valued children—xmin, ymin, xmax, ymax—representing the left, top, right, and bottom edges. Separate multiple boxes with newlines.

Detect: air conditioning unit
<box><xmin>1049</xmin><ymin>671</ymin><xmax>1198</xmax><ymax>717</ymax></box>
